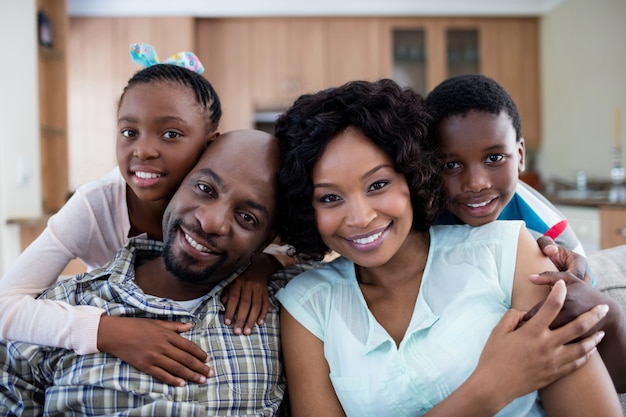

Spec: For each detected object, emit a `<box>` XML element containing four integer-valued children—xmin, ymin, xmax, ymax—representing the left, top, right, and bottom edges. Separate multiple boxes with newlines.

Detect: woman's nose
<box><xmin>345</xmin><ymin>196</ymin><xmax>376</xmax><ymax>228</ymax></box>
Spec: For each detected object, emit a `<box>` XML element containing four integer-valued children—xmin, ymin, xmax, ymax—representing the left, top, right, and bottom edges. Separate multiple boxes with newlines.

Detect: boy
<box><xmin>425</xmin><ymin>74</ymin><xmax>585</xmax><ymax>255</ymax></box>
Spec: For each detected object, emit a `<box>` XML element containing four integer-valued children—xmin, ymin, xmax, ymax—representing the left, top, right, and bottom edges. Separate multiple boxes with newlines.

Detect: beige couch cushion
<box><xmin>587</xmin><ymin>244</ymin><xmax>626</xmax><ymax>415</ymax></box>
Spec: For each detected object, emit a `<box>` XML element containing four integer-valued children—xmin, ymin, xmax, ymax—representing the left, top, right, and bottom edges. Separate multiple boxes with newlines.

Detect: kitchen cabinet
<box><xmin>600</xmin><ymin>205</ymin><xmax>626</xmax><ymax>249</ymax></box>
<box><xmin>378</xmin><ymin>17</ymin><xmax>540</xmax><ymax>149</ymax></box>
<box><xmin>38</xmin><ymin>0</ymin><xmax>69</xmax><ymax>213</ymax></box>
<box><xmin>249</xmin><ymin>18</ymin><xmax>328</xmax><ymax>110</ymax></box>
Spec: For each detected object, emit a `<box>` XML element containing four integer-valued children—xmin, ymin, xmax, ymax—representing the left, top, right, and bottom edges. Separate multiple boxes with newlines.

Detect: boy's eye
<box><xmin>121</xmin><ymin>129</ymin><xmax>136</xmax><ymax>138</ymax></box>
<box><xmin>486</xmin><ymin>154</ymin><xmax>505</xmax><ymax>163</ymax></box>
<box><xmin>368</xmin><ymin>181</ymin><xmax>388</xmax><ymax>192</ymax></box>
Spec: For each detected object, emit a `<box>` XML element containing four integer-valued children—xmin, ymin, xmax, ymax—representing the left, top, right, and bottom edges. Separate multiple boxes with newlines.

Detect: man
<box><xmin>0</xmin><ymin>130</ymin><xmax>295</xmax><ymax>416</ymax></box>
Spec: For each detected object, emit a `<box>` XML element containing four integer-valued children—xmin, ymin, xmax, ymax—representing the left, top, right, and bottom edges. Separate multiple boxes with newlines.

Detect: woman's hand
<box><xmin>97</xmin><ymin>315</ymin><xmax>211</xmax><ymax>386</ymax></box>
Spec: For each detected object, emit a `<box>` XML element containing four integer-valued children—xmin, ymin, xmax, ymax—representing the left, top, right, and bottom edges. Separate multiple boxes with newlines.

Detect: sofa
<box><xmin>587</xmin><ymin>244</ymin><xmax>626</xmax><ymax>415</ymax></box>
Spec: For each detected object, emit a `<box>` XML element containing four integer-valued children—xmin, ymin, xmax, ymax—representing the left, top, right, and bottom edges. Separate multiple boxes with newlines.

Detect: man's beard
<box><xmin>163</xmin><ymin>219</ymin><xmax>228</xmax><ymax>283</ymax></box>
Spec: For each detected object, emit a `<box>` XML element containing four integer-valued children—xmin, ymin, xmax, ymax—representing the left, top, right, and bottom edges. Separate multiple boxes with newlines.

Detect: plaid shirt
<box><xmin>0</xmin><ymin>238</ymin><xmax>303</xmax><ymax>417</ymax></box>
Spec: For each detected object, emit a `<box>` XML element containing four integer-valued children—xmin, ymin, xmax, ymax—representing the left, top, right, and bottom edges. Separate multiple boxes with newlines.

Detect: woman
<box><xmin>274</xmin><ymin>79</ymin><xmax>620</xmax><ymax>416</ymax></box>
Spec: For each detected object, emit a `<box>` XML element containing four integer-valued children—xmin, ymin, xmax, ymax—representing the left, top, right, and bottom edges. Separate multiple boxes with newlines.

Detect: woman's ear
<box><xmin>205</xmin><ymin>131</ymin><xmax>220</xmax><ymax>147</ymax></box>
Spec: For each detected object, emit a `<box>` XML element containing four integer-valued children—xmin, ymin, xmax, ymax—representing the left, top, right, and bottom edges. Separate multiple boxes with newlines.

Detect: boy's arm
<box><xmin>533</xmin><ymin>235</ymin><xmax>626</xmax><ymax>392</ymax></box>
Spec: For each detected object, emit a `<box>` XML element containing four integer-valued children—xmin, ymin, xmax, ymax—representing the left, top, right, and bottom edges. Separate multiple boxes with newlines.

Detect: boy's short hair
<box><xmin>425</xmin><ymin>74</ymin><xmax>522</xmax><ymax>142</ymax></box>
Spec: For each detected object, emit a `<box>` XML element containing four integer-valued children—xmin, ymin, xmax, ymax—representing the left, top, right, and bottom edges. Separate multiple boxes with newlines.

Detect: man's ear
<box><xmin>517</xmin><ymin>137</ymin><xmax>526</xmax><ymax>173</ymax></box>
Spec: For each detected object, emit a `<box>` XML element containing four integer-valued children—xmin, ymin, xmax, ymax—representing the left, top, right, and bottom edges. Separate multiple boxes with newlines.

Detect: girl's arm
<box><xmin>512</xmin><ymin>228</ymin><xmax>622</xmax><ymax>416</ymax></box>
<box><xmin>280</xmin><ymin>286</ymin><xmax>607</xmax><ymax>417</ymax></box>
<box><xmin>221</xmin><ymin>253</ymin><xmax>282</xmax><ymax>335</ymax></box>
<box><xmin>0</xmin><ymin>225</ymin><xmax>104</xmax><ymax>354</ymax></box>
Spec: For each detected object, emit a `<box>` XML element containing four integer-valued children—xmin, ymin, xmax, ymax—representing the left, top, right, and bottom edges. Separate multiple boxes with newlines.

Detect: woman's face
<box><xmin>311</xmin><ymin>127</ymin><xmax>414</xmax><ymax>268</ymax></box>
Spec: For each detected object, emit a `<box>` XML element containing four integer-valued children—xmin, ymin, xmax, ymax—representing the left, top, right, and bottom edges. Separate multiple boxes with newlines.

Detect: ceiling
<box><xmin>68</xmin><ymin>0</ymin><xmax>568</xmax><ymax>18</ymax></box>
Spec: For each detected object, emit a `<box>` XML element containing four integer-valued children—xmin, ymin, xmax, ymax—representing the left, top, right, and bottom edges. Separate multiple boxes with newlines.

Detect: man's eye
<box><xmin>197</xmin><ymin>183</ymin><xmax>215</xmax><ymax>196</ymax></box>
<box><xmin>238</xmin><ymin>212</ymin><xmax>258</xmax><ymax>226</ymax></box>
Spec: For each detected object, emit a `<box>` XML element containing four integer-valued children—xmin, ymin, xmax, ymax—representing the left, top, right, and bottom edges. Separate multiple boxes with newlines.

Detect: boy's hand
<box><xmin>536</xmin><ymin>236</ymin><xmax>591</xmax><ymax>283</ymax></box>
<box><xmin>221</xmin><ymin>253</ymin><xmax>280</xmax><ymax>335</ymax></box>
<box><xmin>524</xmin><ymin>272</ymin><xmax>607</xmax><ymax>331</ymax></box>
<box><xmin>97</xmin><ymin>316</ymin><xmax>212</xmax><ymax>386</ymax></box>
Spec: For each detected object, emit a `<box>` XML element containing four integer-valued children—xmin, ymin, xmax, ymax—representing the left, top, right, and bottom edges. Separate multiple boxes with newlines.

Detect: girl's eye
<box><xmin>163</xmin><ymin>131</ymin><xmax>181</xmax><ymax>140</ymax></box>
<box><xmin>369</xmin><ymin>181</ymin><xmax>388</xmax><ymax>192</ymax></box>
<box><xmin>121</xmin><ymin>129</ymin><xmax>136</xmax><ymax>138</ymax></box>
<box><xmin>486</xmin><ymin>154</ymin><xmax>504</xmax><ymax>163</ymax></box>
<box><xmin>444</xmin><ymin>161</ymin><xmax>460</xmax><ymax>170</ymax></box>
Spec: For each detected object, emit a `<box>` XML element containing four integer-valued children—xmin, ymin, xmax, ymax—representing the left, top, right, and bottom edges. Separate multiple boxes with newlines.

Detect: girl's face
<box><xmin>311</xmin><ymin>127</ymin><xmax>414</xmax><ymax>268</ymax></box>
<box><xmin>116</xmin><ymin>82</ymin><xmax>211</xmax><ymax>204</ymax></box>
<box><xmin>438</xmin><ymin>110</ymin><xmax>524</xmax><ymax>226</ymax></box>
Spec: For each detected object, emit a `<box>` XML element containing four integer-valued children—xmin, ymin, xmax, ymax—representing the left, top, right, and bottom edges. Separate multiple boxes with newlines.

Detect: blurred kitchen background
<box><xmin>1</xmin><ymin>0</ymin><xmax>625</xmax><ymax>274</ymax></box>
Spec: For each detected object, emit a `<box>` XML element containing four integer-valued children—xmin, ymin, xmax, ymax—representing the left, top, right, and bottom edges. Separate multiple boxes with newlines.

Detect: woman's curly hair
<box><xmin>274</xmin><ymin>79</ymin><xmax>445</xmax><ymax>261</ymax></box>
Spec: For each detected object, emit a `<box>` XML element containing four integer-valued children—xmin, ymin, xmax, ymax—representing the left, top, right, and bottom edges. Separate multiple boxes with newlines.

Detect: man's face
<box><xmin>439</xmin><ymin>110</ymin><xmax>525</xmax><ymax>226</ymax></box>
<box><xmin>161</xmin><ymin>130</ymin><xmax>279</xmax><ymax>285</ymax></box>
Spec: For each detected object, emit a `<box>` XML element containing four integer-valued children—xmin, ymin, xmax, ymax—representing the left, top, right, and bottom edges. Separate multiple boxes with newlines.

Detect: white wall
<box><xmin>539</xmin><ymin>0</ymin><xmax>626</xmax><ymax>182</ymax></box>
<box><xmin>0</xmin><ymin>1</ymin><xmax>42</xmax><ymax>275</ymax></box>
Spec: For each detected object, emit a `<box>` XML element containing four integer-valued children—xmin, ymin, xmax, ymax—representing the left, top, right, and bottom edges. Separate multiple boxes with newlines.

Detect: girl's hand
<box><xmin>221</xmin><ymin>253</ymin><xmax>280</xmax><ymax>335</ymax></box>
<box><xmin>97</xmin><ymin>315</ymin><xmax>211</xmax><ymax>387</ymax></box>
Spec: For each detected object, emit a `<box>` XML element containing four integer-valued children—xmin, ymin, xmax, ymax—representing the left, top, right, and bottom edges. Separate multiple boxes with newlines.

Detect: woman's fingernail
<box><xmin>598</xmin><ymin>304</ymin><xmax>609</xmax><ymax>317</ymax></box>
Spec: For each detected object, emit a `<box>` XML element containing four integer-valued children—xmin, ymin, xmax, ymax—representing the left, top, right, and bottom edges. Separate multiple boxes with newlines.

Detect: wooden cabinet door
<box><xmin>249</xmin><ymin>18</ymin><xmax>327</xmax><ymax>110</ymax></box>
<box><xmin>326</xmin><ymin>17</ymin><xmax>386</xmax><ymax>87</ymax></box>
<box><xmin>196</xmin><ymin>19</ymin><xmax>252</xmax><ymax>132</ymax></box>
<box><xmin>480</xmin><ymin>18</ymin><xmax>540</xmax><ymax>149</ymax></box>
<box><xmin>600</xmin><ymin>206</ymin><xmax>626</xmax><ymax>248</ymax></box>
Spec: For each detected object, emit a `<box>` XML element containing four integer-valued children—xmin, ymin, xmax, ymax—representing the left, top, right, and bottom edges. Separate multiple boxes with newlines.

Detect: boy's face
<box><xmin>438</xmin><ymin>110</ymin><xmax>525</xmax><ymax>226</ymax></box>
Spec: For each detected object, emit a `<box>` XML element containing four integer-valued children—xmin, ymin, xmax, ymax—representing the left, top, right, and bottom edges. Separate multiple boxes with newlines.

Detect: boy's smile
<box><xmin>439</xmin><ymin>110</ymin><xmax>525</xmax><ymax>226</ymax></box>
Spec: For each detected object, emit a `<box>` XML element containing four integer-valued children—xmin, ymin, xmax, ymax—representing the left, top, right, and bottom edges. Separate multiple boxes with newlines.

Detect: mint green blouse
<box><xmin>277</xmin><ymin>220</ymin><xmax>546</xmax><ymax>417</ymax></box>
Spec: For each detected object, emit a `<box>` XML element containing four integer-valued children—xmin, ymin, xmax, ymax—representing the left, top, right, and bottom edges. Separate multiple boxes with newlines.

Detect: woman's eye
<box><xmin>444</xmin><ymin>161</ymin><xmax>460</xmax><ymax>170</ymax></box>
<box><xmin>369</xmin><ymin>181</ymin><xmax>388</xmax><ymax>192</ymax></box>
<box><xmin>320</xmin><ymin>194</ymin><xmax>341</xmax><ymax>203</ymax></box>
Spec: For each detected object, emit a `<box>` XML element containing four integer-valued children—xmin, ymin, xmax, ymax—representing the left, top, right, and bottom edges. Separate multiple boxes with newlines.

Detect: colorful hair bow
<box><xmin>129</xmin><ymin>42</ymin><xmax>204</xmax><ymax>74</ymax></box>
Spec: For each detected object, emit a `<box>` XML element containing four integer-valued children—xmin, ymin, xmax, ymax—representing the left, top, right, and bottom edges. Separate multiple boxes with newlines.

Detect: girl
<box><xmin>274</xmin><ymin>79</ymin><xmax>620</xmax><ymax>416</ymax></box>
<box><xmin>0</xmin><ymin>44</ymin><xmax>279</xmax><ymax>387</ymax></box>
